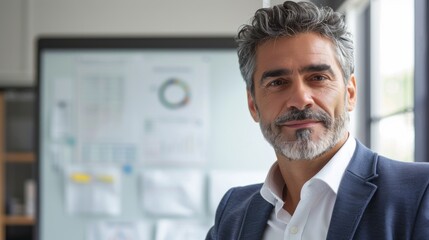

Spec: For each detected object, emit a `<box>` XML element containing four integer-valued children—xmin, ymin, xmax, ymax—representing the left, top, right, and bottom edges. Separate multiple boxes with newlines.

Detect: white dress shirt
<box><xmin>260</xmin><ymin>137</ymin><xmax>356</xmax><ymax>240</ymax></box>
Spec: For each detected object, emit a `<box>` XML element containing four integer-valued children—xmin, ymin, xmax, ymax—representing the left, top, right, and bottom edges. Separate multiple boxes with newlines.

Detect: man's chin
<box><xmin>277</xmin><ymin>137</ymin><xmax>333</xmax><ymax>161</ymax></box>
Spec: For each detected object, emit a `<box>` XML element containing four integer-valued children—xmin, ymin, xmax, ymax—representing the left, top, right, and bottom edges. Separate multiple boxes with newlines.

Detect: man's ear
<box><xmin>346</xmin><ymin>74</ymin><xmax>357</xmax><ymax>111</ymax></box>
<box><xmin>247</xmin><ymin>90</ymin><xmax>260</xmax><ymax>122</ymax></box>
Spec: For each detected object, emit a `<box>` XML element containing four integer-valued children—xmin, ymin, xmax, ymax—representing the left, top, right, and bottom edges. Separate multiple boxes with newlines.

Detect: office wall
<box><xmin>0</xmin><ymin>0</ymin><xmax>31</xmax><ymax>84</ymax></box>
<box><xmin>32</xmin><ymin>0</ymin><xmax>261</xmax><ymax>35</ymax></box>
<box><xmin>0</xmin><ymin>0</ymin><xmax>263</xmax><ymax>85</ymax></box>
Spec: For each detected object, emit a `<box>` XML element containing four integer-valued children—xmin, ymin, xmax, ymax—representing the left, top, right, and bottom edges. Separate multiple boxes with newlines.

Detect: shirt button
<box><xmin>290</xmin><ymin>226</ymin><xmax>298</xmax><ymax>234</ymax></box>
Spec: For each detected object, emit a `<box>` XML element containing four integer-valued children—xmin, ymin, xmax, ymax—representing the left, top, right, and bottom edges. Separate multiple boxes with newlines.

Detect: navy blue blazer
<box><xmin>206</xmin><ymin>141</ymin><xmax>429</xmax><ymax>240</ymax></box>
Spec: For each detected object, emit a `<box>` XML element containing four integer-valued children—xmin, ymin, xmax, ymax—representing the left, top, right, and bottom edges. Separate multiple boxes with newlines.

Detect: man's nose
<box><xmin>286</xmin><ymin>82</ymin><xmax>314</xmax><ymax>110</ymax></box>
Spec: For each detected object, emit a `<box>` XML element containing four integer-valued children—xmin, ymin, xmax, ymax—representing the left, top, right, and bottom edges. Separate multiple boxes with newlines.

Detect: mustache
<box><xmin>275</xmin><ymin>108</ymin><xmax>332</xmax><ymax>127</ymax></box>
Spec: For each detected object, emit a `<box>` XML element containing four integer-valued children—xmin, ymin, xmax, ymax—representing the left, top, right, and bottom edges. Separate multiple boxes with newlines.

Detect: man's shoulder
<box><xmin>222</xmin><ymin>183</ymin><xmax>264</xmax><ymax>206</ymax></box>
<box><xmin>231</xmin><ymin>183</ymin><xmax>264</xmax><ymax>195</ymax></box>
<box><xmin>374</xmin><ymin>155</ymin><xmax>429</xmax><ymax>192</ymax></box>
<box><xmin>354</xmin><ymin>140</ymin><xmax>429</xmax><ymax>181</ymax></box>
<box><xmin>207</xmin><ymin>183</ymin><xmax>271</xmax><ymax>240</ymax></box>
<box><xmin>377</xmin><ymin>155</ymin><xmax>429</xmax><ymax>176</ymax></box>
<box><xmin>214</xmin><ymin>183</ymin><xmax>266</xmax><ymax>218</ymax></box>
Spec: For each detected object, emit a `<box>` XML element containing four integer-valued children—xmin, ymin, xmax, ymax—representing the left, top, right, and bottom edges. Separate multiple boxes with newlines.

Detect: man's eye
<box><xmin>268</xmin><ymin>79</ymin><xmax>286</xmax><ymax>87</ymax></box>
<box><xmin>311</xmin><ymin>75</ymin><xmax>328</xmax><ymax>81</ymax></box>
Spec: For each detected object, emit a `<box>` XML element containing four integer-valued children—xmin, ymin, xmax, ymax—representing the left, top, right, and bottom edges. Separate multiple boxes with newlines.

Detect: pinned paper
<box><xmin>140</xmin><ymin>169</ymin><xmax>204</xmax><ymax>216</ymax></box>
<box><xmin>140</xmin><ymin>57</ymin><xmax>209</xmax><ymax>165</ymax></box>
<box><xmin>88</xmin><ymin>220</ymin><xmax>152</xmax><ymax>240</ymax></box>
<box><xmin>65</xmin><ymin>164</ymin><xmax>121</xmax><ymax>216</ymax></box>
<box><xmin>155</xmin><ymin>220</ymin><xmax>210</xmax><ymax>240</ymax></box>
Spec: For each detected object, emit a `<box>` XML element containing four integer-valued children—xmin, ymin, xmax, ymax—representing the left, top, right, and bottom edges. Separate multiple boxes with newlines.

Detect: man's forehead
<box><xmin>254</xmin><ymin>33</ymin><xmax>343</xmax><ymax>76</ymax></box>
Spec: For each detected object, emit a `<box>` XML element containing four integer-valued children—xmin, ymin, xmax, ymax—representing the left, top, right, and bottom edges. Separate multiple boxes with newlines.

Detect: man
<box><xmin>206</xmin><ymin>1</ymin><xmax>429</xmax><ymax>240</ymax></box>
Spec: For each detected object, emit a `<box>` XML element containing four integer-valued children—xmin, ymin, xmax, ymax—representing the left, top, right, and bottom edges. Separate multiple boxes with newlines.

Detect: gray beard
<box><xmin>259</xmin><ymin>108</ymin><xmax>349</xmax><ymax>161</ymax></box>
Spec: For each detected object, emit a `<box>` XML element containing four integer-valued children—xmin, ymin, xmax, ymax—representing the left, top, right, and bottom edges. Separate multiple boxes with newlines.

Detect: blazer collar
<box><xmin>327</xmin><ymin>140</ymin><xmax>379</xmax><ymax>240</ymax></box>
<box><xmin>238</xmin><ymin>192</ymin><xmax>274</xmax><ymax>240</ymax></box>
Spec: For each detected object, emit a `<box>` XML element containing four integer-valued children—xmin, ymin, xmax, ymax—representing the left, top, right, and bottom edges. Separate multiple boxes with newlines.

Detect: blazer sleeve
<box><xmin>206</xmin><ymin>188</ymin><xmax>234</xmax><ymax>240</ymax></box>
<box><xmin>412</xmin><ymin>183</ymin><xmax>429</xmax><ymax>239</ymax></box>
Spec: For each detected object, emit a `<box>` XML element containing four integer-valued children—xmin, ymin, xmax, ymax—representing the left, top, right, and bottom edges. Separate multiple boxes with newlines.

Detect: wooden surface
<box><xmin>3</xmin><ymin>216</ymin><xmax>35</xmax><ymax>225</ymax></box>
<box><xmin>0</xmin><ymin>93</ymin><xmax>35</xmax><ymax>240</ymax></box>
<box><xmin>0</xmin><ymin>93</ymin><xmax>5</xmax><ymax>240</ymax></box>
<box><xmin>5</xmin><ymin>152</ymin><xmax>35</xmax><ymax>163</ymax></box>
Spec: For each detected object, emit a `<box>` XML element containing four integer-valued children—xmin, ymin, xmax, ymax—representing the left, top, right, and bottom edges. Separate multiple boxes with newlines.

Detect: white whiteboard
<box><xmin>38</xmin><ymin>38</ymin><xmax>275</xmax><ymax>240</ymax></box>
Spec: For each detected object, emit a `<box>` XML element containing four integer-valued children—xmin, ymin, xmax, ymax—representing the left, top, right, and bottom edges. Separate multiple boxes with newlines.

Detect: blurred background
<box><xmin>0</xmin><ymin>0</ymin><xmax>428</xmax><ymax>239</ymax></box>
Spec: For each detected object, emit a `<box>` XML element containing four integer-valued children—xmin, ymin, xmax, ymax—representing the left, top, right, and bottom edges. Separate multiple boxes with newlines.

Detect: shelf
<box><xmin>5</xmin><ymin>152</ymin><xmax>35</xmax><ymax>163</ymax></box>
<box><xmin>3</xmin><ymin>216</ymin><xmax>34</xmax><ymax>225</ymax></box>
<box><xmin>0</xmin><ymin>90</ymin><xmax>36</xmax><ymax>240</ymax></box>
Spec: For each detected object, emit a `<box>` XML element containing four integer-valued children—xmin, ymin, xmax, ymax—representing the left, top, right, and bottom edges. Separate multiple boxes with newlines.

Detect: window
<box><xmin>370</xmin><ymin>0</ymin><xmax>415</xmax><ymax>162</ymax></box>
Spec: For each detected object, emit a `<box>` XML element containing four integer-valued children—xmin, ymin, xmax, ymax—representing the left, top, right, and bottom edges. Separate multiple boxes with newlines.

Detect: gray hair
<box><xmin>236</xmin><ymin>1</ymin><xmax>354</xmax><ymax>95</ymax></box>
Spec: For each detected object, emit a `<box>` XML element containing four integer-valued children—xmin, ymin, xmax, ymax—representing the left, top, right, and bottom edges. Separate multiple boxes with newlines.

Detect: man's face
<box><xmin>248</xmin><ymin>33</ymin><xmax>356</xmax><ymax>161</ymax></box>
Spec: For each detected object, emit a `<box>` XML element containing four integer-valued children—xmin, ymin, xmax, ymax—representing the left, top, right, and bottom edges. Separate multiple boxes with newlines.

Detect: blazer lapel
<box><xmin>238</xmin><ymin>192</ymin><xmax>274</xmax><ymax>240</ymax></box>
<box><xmin>327</xmin><ymin>141</ymin><xmax>379</xmax><ymax>240</ymax></box>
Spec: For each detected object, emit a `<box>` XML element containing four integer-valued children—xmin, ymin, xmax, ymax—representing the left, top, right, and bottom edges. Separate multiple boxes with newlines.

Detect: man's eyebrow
<box><xmin>299</xmin><ymin>64</ymin><xmax>334</xmax><ymax>76</ymax></box>
<box><xmin>260</xmin><ymin>68</ymin><xmax>292</xmax><ymax>85</ymax></box>
<box><xmin>258</xmin><ymin>64</ymin><xmax>335</xmax><ymax>85</ymax></box>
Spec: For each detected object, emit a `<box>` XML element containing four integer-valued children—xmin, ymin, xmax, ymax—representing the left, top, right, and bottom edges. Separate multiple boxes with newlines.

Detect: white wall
<box><xmin>0</xmin><ymin>0</ymin><xmax>263</xmax><ymax>85</ymax></box>
<box><xmin>0</xmin><ymin>0</ymin><xmax>31</xmax><ymax>85</ymax></box>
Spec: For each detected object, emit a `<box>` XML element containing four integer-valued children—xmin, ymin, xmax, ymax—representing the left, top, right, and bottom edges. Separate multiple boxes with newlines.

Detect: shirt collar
<box><xmin>260</xmin><ymin>136</ymin><xmax>357</xmax><ymax>205</ymax></box>
<box><xmin>312</xmin><ymin>136</ymin><xmax>356</xmax><ymax>194</ymax></box>
<box><xmin>260</xmin><ymin>161</ymin><xmax>284</xmax><ymax>205</ymax></box>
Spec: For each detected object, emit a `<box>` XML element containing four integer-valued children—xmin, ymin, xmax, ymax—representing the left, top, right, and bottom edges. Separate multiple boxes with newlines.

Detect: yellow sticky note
<box><xmin>97</xmin><ymin>175</ymin><xmax>114</xmax><ymax>183</ymax></box>
<box><xmin>71</xmin><ymin>173</ymin><xmax>91</xmax><ymax>183</ymax></box>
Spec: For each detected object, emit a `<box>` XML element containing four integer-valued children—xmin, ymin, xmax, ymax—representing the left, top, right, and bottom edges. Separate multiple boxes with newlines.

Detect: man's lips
<box><xmin>281</xmin><ymin>120</ymin><xmax>322</xmax><ymax>128</ymax></box>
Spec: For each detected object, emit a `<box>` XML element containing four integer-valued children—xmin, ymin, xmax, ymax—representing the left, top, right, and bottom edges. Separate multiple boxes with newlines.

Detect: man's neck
<box><xmin>277</xmin><ymin>133</ymin><xmax>349</xmax><ymax>214</ymax></box>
